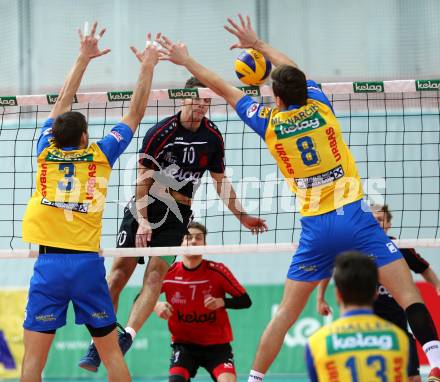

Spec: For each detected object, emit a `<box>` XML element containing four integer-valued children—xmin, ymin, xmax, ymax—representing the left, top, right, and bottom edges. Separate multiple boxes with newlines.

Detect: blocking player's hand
<box><xmin>78</xmin><ymin>21</ymin><xmax>111</xmax><ymax>59</ymax></box>
<box><xmin>130</xmin><ymin>32</ymin><xmax>161</xmax><ymax>68</ymax></box>
<box><xmin>155</xmin><ymin>301</ymin><xmax>173</xmax><ymax>320</ymax></box>
<box><xmin>317</xmin><ymin>298</ymin><xmax>332</xmax><ymax>316</ymax></box>
<box><xmin>204</xmin><ymin>296</ymin><xmax>225</xmax><ymax>311</ymax></box>
<box><xmin>240</xmin><ymin>214</ymin><xmax>268</xmax><ymax>235</ymax></box>
<box><xmin>224</xmin><ymin>14</ymin><xmax>259</xmax><ymax>50</ymax></box>
<box><xmin>158</xmin><ymin>35</ymin><xmax>190</xmax><ymax>66</ymax></box>
<box><xmin>136</xmin><ymin>219</ymin><xmax>152</xmax><ymax>247</ymax></box>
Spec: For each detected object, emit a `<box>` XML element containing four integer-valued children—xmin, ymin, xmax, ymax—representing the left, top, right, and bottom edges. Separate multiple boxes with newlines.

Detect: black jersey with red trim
<box><xmin>373</xmin><ymin>237</ymin><xmax>430</xmax><ymax>328</ymax></box>
<box><xmin>138</xmin><ymin>112</ymin><xmax>225</xmax><ymax>198</ymax></box>
<box><xmin>161</xmin><ymin>260</ymin><xmax>247</xmax><ymax>345</ymax></box>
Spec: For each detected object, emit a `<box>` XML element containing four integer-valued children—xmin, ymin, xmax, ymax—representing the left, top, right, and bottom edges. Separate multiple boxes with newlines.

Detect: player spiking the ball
<box><xmin>157</xmin><ymin>14</ymin><xmax>440</xmax><ymax>382</ymax></box>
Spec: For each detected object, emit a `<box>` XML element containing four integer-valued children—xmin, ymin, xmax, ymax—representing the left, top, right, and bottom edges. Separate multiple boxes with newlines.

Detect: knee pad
<box><xmin>86</xmin><ymin>322</ymin><xmax>116</xmax><ymax>337</ymax></box>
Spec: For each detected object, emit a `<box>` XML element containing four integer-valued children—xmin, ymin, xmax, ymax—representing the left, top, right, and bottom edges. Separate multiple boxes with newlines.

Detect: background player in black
<box><xmin>318</xmin><ymin>204</ymin><xmax>440</xmax><ymax>382</ymax></box>
<box><xmin>79</xmin><ymin>76</ymin><xmax>267</xmax><ymax>371</ymax></box>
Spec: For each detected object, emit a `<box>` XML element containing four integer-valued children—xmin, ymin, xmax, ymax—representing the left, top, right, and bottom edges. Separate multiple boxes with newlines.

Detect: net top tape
<box><xmin>1</xmin><ymin>79</ymin><xmax>440</xmax><ymax>107</ymax></box>
<box><xmin>2</xmin><ymin>239</ymin><xmax>440</xmax><ymax>258</ymax></box>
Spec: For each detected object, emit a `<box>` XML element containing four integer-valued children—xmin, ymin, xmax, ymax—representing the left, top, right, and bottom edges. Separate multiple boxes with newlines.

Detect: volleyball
<box><xmin>235</xmin><ymin>49</ymin><xmax>272</xmax><ymax>86</ymax></box>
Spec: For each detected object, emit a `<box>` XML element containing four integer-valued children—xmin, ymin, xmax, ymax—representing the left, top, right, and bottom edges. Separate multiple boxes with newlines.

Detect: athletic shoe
<box><xmin>118</xmin><ymin>326</ymin><xmax>133</xmax><ymax>355</ymax></box>
<box><xmin>428</xmin><ymin>367</ymin><xmax>440</xmax><ymax>381</ymax></box>
<box><xmin>78</xmin><ymin>343</ymin><xmax>101</xmax><ymax>372</ymax></box>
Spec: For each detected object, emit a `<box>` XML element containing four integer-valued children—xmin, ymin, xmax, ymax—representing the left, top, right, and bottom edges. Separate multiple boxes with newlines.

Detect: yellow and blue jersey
<box><xmin>306</xmin><ymin>309</ymin><xmax>409</xmax><ymax>382</ymax></box>
<box><xmin>22</xmin><ymin>118</ymin><xmax>133</xmax><ymax>252</ymax></box>
<box><xmin>235</xmin><ymin>80</ymin><xmax>363</xmax><ymax>216</ymax></box>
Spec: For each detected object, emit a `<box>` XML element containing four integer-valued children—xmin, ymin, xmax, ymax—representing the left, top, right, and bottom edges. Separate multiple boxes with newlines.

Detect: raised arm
<box><xmin>421</xmin><ymin>267</ymin><xmax>440</xmax><ymax>296</ymax></box>
<box><xmin>49</xmin><ymin>22</ymin><xmax>111</xmax><ymax>119</ymax></box>
<box><xmin>159</xmin><ymin>36</ymin><xmax>244</xmax><ymax>109</ymax></box>
<box><xmin>120</xmin><ymin>34</ymin><xmax>160</xmax><ymax>133</ymax></box>
<box><xmin>224</xmin><ymin>14</ymin><xmax>298</xmax><ymax>68</ymax></box>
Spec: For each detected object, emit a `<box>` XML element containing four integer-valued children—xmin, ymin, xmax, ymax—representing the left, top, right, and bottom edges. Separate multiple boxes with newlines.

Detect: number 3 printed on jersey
<box><xmin>296</xmin><ymin>136</ymin><xmax>320</xmax><ymax>166</ymax></box>
<box><xmin>58</xmin><ymin>163</ymin><xmax>75</xmax><ymax>192</ymax></box>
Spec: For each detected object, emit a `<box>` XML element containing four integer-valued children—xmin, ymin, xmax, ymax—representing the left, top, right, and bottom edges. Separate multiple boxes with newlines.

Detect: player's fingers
<box><xmin>224</xmin><ymin>25</ymin><xmax>240</xmax><ymax>37</ymax></box>
<box><xmin>78</xmin><ymin>28</ymin><xmax>84</xmax><ymax>41</ymax></box>
<box><xmin>97</xmin><ymin>48</ymin><xmax>111</xmax><ymax>57</ymax></box>
<box><xmin>238</xmin><ymin>14</ymin><xmax>246</xmax><ymax>29</ymax></box>
<box><xmin>90</xmin><ymin>21</ymin><xmax>98</xmax><ymax>37</ymax></box>
<box><xmin>98</xmin><ymin>28</ymin><xmax>106</xmax><ymax>39</ymax></box>
<box><xmin>155</xmin><ymin>32</ymin><xmax>162</xmax><ymax>41</ymax></box>
<box><xmin>146</xmin><ymin>231</ymin><xmax>152</xmax><ymax>243</ymax></box>
<box><xmin>83</xmin><ymin>21</ymin><xmax>89</xmax><ymax>37</ymax></box>
<box><xmin>227</xmin><ymin>17</ymin><xmax>241</xmax><ymax>31</ymax></box>
<box><xmin>161</xmin><ymin>35</ymin><xmax>173</xmax><ymax>47</ymax></box>
<box><xmin>246</xmin><ymin>15</ymin><xmax>252</xmax><ymax>29</ymax></box>
<box><xmin>229</xmin><ymin>43</ymin><xmax>240</xmax><ymax>50</ymax></box>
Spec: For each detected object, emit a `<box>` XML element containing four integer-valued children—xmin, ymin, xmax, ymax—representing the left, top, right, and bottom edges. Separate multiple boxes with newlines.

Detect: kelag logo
<box><xmin>107</xmin><ymin>91</ymin><xmax>133</xmax><ymax>102</ymax></box>
<box><xmin>47</xmin><ymin>94</ymin><xmax>78</xmax><ymax>105</ymax></box>
<box><xmin>416</xmin><ymin>79</ymin><xmax>440</xmax><ymax>91</ymax></box>
<box><xmin>168</xmin><ymin>88</ymin><xmax>199</xmax><ymax>99</ymax></box>
<box><xmin>275</xmin><ymin>112</ymin><xmax>326</xmax><ymax>139</ymax></box>
<box><xmin>0</xmin><ymin>96</ymin><xmax>18</xmax><ymax>107</ymax></box>
<box><xmin>353</xmin><ymin>82</ymin><xmax>384</xmax><ymax>93</ymax></box>
<box><xmin>238</xmin><ymin>86</ymin><xmax>261</xmax><ymax>97</ymax></box>
<box><xmin>326</xmin><ymin>331</ymin><xmax>398</xmax><ymax>355</ymax></box>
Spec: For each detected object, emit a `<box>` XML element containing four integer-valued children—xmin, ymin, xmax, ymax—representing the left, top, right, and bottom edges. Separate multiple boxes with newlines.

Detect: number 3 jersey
<box><xmin>161</xmin><ymin>260</ymin><xmax>247</xmax><ymax>345</ymax></box>
<box><xmin>305</xmin><ymin>310</ymin><xmax>409</xmax><ymax>382</ymax></box>
<box><xmin>22</xmin><ymin>118</ymin><xmax>133</xmax><ymax>252</ymax></box>
<box><xmin>236</xmin><ymin>81</ymin><xmax>363</xmax><ymax>216</ymax></box>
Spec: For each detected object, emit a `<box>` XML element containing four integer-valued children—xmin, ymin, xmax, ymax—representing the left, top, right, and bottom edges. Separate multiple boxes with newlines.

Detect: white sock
<box><xmin>125</xmin><ymin>326</ymin><xmax>137</xmax><ymax>340</ymax></box>
<box><xmin>248</xmin><ymin>370</ymin><xmax>265</xmax><ymax>382</ymax></box>
<box><xmin>423</xmin><ymin>340</ymin><xmax>440</xmax><ymax>368</ymax></box>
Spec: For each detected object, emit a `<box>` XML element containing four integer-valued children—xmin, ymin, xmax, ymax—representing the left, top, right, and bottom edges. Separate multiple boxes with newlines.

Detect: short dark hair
<box><xmin>188</xmin><ymin>221</ymin><xmax>207</xmax><ymax>236</ymax></box>
<box><xmin>373</xmin><ymin>204</ymin><xmax>393</xmax><ymax>222</ymax></box>
<box><xmin>52</xmin><ymin>111</ymin><xmax>88</xmax><ymax>148</ymax></box>
<box><xmin>184</xmin><ymin>76</ymin><xmax>205</xmax><ymax>88</ymax></box>
<box><xmin>333</xmin><ymin>251</ymin><xmax>378</xmax><ymax>306</ymax></box>
<box><xmin>271</xmin><ymin>65</ymin><xmax>307</xmax><ymax>107</ymax></box>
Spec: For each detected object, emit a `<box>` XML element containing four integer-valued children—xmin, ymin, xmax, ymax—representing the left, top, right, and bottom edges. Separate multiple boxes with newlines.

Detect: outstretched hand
<box><xmin>130</xmin><ymin>32</ymin><xmax>161</xmax><ymax>67</ymax></box>
<box><xmin>240</xmin><ymin>214</ymin><xmax>268</xmax><ymax>235</ymax></box>
<box><xmin>157</xmin><ymin>35</ymin><xmax>190</xmax><ymax>66</ymax></box>
<box><xmin>224</xmin><ymin>14</ymin><xmax>259</xmax><ymax>50</ymax></box>
<box><xmin>78</xmin><ymin>21</ymin><xmax>111</xmax><ymax>59</ymax></box>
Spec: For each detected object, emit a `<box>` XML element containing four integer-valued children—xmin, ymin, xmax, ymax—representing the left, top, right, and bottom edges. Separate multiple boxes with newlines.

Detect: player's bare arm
<box><xmin>158</xmin><ymin>36</ymin><xmax>244</xmax><ymax>109</ymax></box>
<box><xmin>224</xmin><ymin>14</ymin><xmax>298</xmax><ymax>68</ymax></box>
<box><xmin>135</xmin><ymin>164</ymin><xmax>155</xmax><ymax>247</ymax></box>
<box><xmin>121</xmin><ymin>33</ymin><xmax>160</xmax><ymax>132</ymax></box>
<box><xmin>49</xmin><ymin>21</ymin><xmax>110</xmax><ymax>119</ymax></box>
<box><xmin>210</xmin><ymin>171</ymin><xmax>268</xmax><ymax>234</ymax></box>
<box><xmin>421</xmin><ymin>267</ymin><xmax>440</xmax><ymax>295</ymax></box>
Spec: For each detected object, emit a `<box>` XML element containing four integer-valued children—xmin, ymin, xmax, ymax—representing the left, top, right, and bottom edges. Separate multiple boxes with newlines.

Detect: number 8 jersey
<box><xmin>236</xmin><ymin>80</ymin><xmax>363</xmax><ymax>216</ymax></box>
<box><xmin>22</xmin><ymin>118</ymin><xmax>133</xmax><ymax>252</ymax></box>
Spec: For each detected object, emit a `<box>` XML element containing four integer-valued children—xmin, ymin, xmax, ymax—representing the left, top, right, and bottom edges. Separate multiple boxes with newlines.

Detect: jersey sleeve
<box><xmin>206</xmin><ymin>120</ymin><xmax>225</xmax><ymax>173</ymax></box>
<box><xmin>209</xmin><ymin>262</ymin><xmax>246</xmax><ymax>297</ymax></box>
<box><xmin>305</xmin><ymin>344</ymin><xmax>319</xmax><ymax>382</ymax></box>
<box><xmin>235</xmin><ymin>95</ymin><xmax>270</xmax><ymax>139</ymax></box>
<box><xmin>307</xmin><ymin>79</ymin><xmax>334</xmax><ymax>112</ymax></box>
<box><xmin>138</xmin><ymin>117</ymin><xmax>176</xmax><ymax>169</ymax></box>
<box><xmin>37</xmin><ymin>118</ymin><xmax>55</xmax><ymax>156</ymax></box>
<box><xmin>97</xmin><ymin>122</ymin><xmax>133</xmax><ymax>167</ymax></box>
<box><xmin>401</xmin><ymin>248</ymin><xmax>430</xmax><ymax>273</ymax></box>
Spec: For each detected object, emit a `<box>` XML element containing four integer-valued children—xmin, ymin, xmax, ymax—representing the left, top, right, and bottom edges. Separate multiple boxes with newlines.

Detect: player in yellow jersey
<box><xmin>306</xmin><ymin>251</ymin><xmax>409</xmax><ymax>382</ymax></box>
<box><xmin>157</xmin><ymin>14</ymin><xmax>440</xmax><ymax>382</ymax></box>
<box><xmin>20</xmin><ymin>22</ymin><xmax>161</xmax><ymax>382</ymax></box>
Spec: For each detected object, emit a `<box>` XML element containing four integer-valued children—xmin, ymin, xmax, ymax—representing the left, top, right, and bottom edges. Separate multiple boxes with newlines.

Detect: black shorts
<box><xmin>117</xmin><ymin>197</ymin><xmax>193</xmax><ymax>265</ymax></box>
<box><xmin>169</xmin><ymin>343</ymin><xmax>235</xmax><ymax>381</ymax></box>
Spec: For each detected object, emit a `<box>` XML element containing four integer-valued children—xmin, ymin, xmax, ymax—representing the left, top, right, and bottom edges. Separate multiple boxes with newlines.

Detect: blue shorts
<box><xmin>287</xmin><ymin>200</ymin><xmax>402</xmax><ymax>282</ymax></box>
<box><xmin>24</xmin><ymin>253</ymin><xmax>116</xmax><ymax>332</ymax></box>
